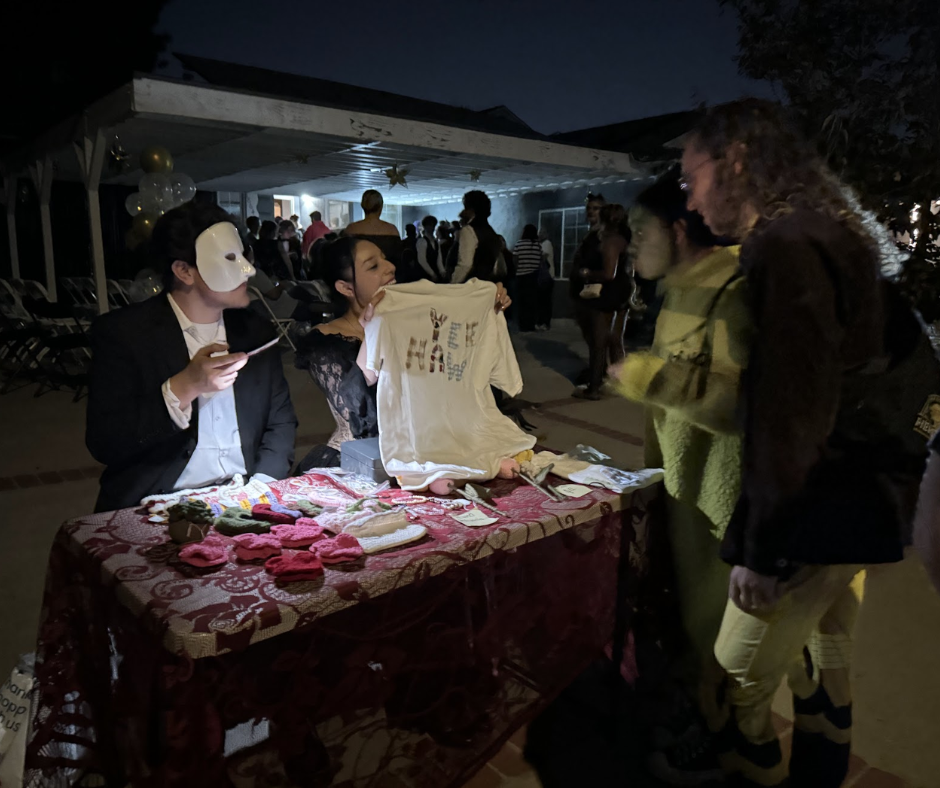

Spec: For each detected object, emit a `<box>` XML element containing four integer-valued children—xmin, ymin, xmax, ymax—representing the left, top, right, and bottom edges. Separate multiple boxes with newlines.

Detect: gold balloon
<box><xmin>132</xmin><ymin>212</ymin><xmax>159</xmax><ymax>239</ymax></box>
<box><xmin>139</xmin><ymin>146</ymin><xmax>174</xmax><ymax>174</ymax></box>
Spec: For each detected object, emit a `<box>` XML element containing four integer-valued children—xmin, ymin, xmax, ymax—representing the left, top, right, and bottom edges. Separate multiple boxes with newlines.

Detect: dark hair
<box><xmin>246</xmin><ymin>216</ymin><xmax>260</xmax><ymax>231</ymax></box>
<box><xmin>259</xmin><ymin>220</ymin><xmax>278</xmax><ymax>240</ymax></box>
<box><xmin>521</xmin><ymin>223</ymin><xmax>538</xmax><ymax>241</ymax></box>
<box><xmin>463</xmin><ymin>190</ymin><xmax>491</xmax><ymax>220</ymax></box>
<box><xmin>320</xmin><ymin>236</ymin><xmax>361</xmax><ymax>313</ymax></box>
<box><xmin>361</xmin><ymin>189</ymin><xmax>383</xmax><ymax>214</ymax></box>
<box><xmin>689</xmin><ymin>98</ymin><xmax>871</xmax><ymax>244</ymax></box>
<box><xmin>310</xmin><ymin>210</ymin><xmax>322</xmax><ymax>221</ymax></box>
<box><xmin>585</xmin><ymin>192</ymin><xmax>606</xmax><ymax>205</ymax></box>
<box><xmin>634</xmin><ymin>168</ymin><xmax>724</xmax><ymax>248</ymax></box>
<box><xmin>152</xmin><ymin>202</ymin><xmax>236</xmax><ymax>292</ymax></box>
<box><xmin>278</xmin><ymin>220</ymin><xmax>295</xmax><ymax>235</ymax></box>
<box><xmin>405</xmin><ymin>224</ymin><xmax>417</xmax><ymax>238</ymax></box>
<box><xmin>422</xmin><ymin>215</ymin><xmax>438</xmax><ymax>230</ymax></box>
<box><xmin>599</xmin><ymin>204</ymin><xmax>631</xmax><ymax>242</ymax></box>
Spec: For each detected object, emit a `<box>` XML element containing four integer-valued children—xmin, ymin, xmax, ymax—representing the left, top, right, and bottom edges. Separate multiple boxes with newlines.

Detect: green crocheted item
<box><xmin>167</xmin><ymin>500</ymin><xmax>214</xmax><ymax>525</ymax></box>
<box><xmin>214</xmin><ymin>507</ymin><xmax>272</xmax><ymax>536</ymax></box>
<box><xmin>345</xmin><ymin>497</ymin><xmax>392</xmax><ymax>513</ymax></box>
<box><xmin>294</xmin><ymin>500</ymin><xmax>324</xmax><ymax>518</ymax></box>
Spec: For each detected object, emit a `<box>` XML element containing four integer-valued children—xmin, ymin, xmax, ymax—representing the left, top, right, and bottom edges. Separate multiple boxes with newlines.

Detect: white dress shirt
<box><xmin>161</xmin><ymin>294</ymin><xmax>250</xmax><ymax>490</ymax></box>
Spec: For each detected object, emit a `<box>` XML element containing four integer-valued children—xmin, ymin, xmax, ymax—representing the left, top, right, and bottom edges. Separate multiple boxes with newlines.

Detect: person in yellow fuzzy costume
<box><xmin>609</xmin><ymin>170</ymin><xmax>752</xmax><ymax>744</ymax></box>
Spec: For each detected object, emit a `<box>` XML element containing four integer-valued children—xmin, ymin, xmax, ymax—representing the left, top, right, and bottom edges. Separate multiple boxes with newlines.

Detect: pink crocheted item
<box><xmin>265</xmin><ymin>552</ymin><xmax>324</xmax><ymax>581</ymax></box>
<box><xmin>179</xmin><ymin>537</ymin><xmax>228</xmax><ymax>568</ymax></box>
<box><xmin>251</xmin><ymin>503</ymin><xmax>299</xmax><ymax>525</ymax></box>
<box><xmin>232</xmin><ymin>533</ymin><xmax>283</xmax><ymax>562</ymax></box>
<box><xmin>271</xmin><ymin>523</ymin><xmax>326</xmax><ymax>548</ymax></box>
<box><xmin>312</xmin><ymin>533</ymin><xmax>364</xmax><ymax>565</ymax></box>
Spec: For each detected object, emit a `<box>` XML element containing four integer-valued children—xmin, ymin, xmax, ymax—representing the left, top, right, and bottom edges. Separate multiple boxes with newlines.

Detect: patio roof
<box><xmin>14</xmin><ymin>75</ymin><xmax>645</xmax><ymax>206</ymax></box>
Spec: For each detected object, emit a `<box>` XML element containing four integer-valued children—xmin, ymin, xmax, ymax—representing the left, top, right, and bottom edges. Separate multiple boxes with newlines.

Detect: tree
<box><xmin>721</xmin><ymin>0</ymin><xmax>940</xmax><ymax>318</ymax></box>
<box><xmin>0</xmin><ymin>1</ymin><xmax>170</xmax><ymax>156</ymax></box>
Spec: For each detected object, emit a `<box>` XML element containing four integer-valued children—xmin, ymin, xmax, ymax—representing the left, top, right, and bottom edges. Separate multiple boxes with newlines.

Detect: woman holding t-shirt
<box><xmin>294</xmin><ymin>237</ymin><xmax>510</xmax><ymax>471</ymax></box>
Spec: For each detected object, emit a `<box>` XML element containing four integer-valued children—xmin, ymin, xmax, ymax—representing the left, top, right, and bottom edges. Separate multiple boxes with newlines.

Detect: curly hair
<box><xmin>689</xmin><ymin>99</ymin><xmax>874</xmax><ymax>248</ymax></box>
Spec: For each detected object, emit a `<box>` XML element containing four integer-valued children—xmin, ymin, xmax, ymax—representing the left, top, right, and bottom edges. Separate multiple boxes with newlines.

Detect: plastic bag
<box><xmin>0</xmin><ymin>653</ymin><xmax>35</xmax><ymax>788</ymax></box>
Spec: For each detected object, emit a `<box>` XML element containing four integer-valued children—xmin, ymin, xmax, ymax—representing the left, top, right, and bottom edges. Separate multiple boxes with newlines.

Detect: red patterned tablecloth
<box><xmin>26</xmin><ymin>472</ymin><xmax>659</xmax><ymax>788</ymax></box>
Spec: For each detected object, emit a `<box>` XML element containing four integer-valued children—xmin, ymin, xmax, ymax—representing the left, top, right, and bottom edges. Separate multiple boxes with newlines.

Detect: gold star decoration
<box><xmin>385</xmin><ymin>164</ymin><xmax>409</xmax><ymax>188</ymax></box>
<box><xmin>469</xmin><ymin>169</ymin><xmax>482</xmax><ymax>182</ymax></box>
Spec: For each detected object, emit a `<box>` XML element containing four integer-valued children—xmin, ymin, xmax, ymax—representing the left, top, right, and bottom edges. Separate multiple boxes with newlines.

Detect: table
<box><xmin>25</xmin><ymin>472</ymin><xmax>659</xmax><ymax>788</ymax></box>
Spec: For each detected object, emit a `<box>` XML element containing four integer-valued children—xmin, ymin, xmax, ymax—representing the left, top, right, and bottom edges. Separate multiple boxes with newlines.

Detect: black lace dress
<box><xmin>294</xmin><ymin>330</ymin><xmax>378</xmax><ymax>470</ymax></box>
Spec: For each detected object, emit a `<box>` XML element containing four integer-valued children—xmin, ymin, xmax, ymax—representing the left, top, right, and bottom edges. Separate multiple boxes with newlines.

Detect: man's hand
<box><xmin>169</xmin><ymin>342</ymin><xmax>248</xmax><ymax>409</ymax></box>
<box><xmin>729</xmin><ymin>565</ymin><xmax>782</xmax><ymax>614</ymax></box>
<box><xmin>495</xmin><ymin>283</ymin><xmax>512</xmax><ymax>313</ymax></box>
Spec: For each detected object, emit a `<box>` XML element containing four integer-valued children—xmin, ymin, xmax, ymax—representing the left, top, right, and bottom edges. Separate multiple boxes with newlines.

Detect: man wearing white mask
<box><xmin>86</xmin><ymin>203</ymin><xmax>297</xmax><ymax>512</ymax></box>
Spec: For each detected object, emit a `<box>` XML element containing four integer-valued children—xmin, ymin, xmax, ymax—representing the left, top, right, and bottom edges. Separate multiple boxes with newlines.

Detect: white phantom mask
<box><xmin>194</xmin><ymin>222</ymin><xmax>255</xmax><ymax>292</ymax></box>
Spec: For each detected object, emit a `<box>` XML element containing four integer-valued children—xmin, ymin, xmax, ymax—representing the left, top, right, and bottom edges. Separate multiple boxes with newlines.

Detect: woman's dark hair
<box><xmin>319</xmin><ymin>236</ymin><xmax>360</xmax><ymax>314</ymax></box>
<box><xmin>422</xmin><ymin>215</ymin><xmax>438</xmax><ymax>230</ymax></box>
<box><xmin>278</xmin><ymin>220</ymin><xmax>295</xmax><ymax>236</ymax></box>
<box><xmin>689</xmin><ymin>98</ymin><xmax>872</xmax><ymax>245</ymax></box>
<box><xmin>634</xmin><ymin>168</ymin><xmax>724</xmax><ymax>248</ymax></box>
<box><xmin>152</xmin><ymin>202</ymin><xmax>236</xmax><ymax>293</ymax></box>
<box><xmin>599</xmin><ymin>204</ymin><xmax>631</xmax><ymax>240</ymax></box>
<box><xmin>521</xmin><ymin>223</ymin><xmax>539</xmax><ymax>242</ymax></box>
<box><xmin>585</xmin><ymin>192</ymin><xmax>606</xmax><ymax>205</ymax></box>
<box><xmin>259</xmin><ymin>220</ymin><xmax>278</xmax><ymax>240</ymax></box>
<box><xmin>463</xmin><ymin>190</ymin><xmax>491</xmax><ymax>220</ymax></box>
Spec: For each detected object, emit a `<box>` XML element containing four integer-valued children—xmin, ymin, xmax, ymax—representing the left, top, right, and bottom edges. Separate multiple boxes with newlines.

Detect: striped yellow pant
<box><xmin>711</xmin><ymin>565</ymin><xmax>865</xmax><ymax>787</ymax></box>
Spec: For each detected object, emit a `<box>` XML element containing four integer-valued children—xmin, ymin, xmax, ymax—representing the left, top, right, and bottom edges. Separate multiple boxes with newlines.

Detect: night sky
<box><xmin>155</xmin><ymin>0</ymin><xmax>775</xmax><ymax>134</ymax></box>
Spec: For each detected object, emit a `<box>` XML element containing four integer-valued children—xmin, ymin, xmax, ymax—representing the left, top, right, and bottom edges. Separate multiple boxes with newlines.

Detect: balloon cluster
<box><xmin>124</xmin><ymin>146</ymin><xmax>197</xmax><ymax>247</ymax></box>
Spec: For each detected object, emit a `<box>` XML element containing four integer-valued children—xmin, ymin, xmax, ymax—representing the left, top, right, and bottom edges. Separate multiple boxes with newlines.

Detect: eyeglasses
<box><xmin>679</xmin><ymin>158</ymin><xmax>714</xmax><ymax>193</ymax></box>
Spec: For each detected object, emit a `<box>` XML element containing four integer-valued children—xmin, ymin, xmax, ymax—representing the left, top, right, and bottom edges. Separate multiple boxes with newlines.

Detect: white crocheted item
<box><xmin>356</xmin><ymin>523</ymin><xmax>428</xmax><ymax>554</ymax></box>
<box><xmin>341</xmin><ymin>510</ymin><xmax>410</xmax><ymax>539</ymax></box>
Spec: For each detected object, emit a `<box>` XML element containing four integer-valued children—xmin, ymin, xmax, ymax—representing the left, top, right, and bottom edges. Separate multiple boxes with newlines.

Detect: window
<box><xmin>382</xmin><ymin>204</ymin><xmax>402</xmax><ymax>234</ymax></box>
<box><xmin>537</xmin><ymin>206</ymin><xmax>589</xmax><ymax>278</ymax></box>
<box><xmin>273</xmin><ymin>195</ymin><xmax>298</xmax><ymax>222</ymax></box>
<box><xmin>217</xmin><ymin>192</ymin><xmax>244</xmax><ymax>222</ymax></box>
<box><xmin>327</xmin><ymin>200</ymin><xmax>350</xmax><ymax>231</ymax></box>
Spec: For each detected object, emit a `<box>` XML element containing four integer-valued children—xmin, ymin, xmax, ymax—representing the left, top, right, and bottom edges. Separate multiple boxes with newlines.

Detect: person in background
<box><xmin>399</xmin><ymin>223</ymin><xmax>419</xmax><ymax>282</ymax></box>
<box><xmin>416</xmin><ymin>215</ymin><xmax>445</xmax><ymax>282</ymax></box>
<box><xmin>513</xmin><ymin>224</ymin><xmax>543</xmax><ymax>332</ymax></box>
<box><xmin>451</xmin><ymin>190</ymin><xmax>504</xmax><ymax>284</ymax></box>
<box><xmin>915</xmin><ymin>434</ymin><xmax>940</xmax><ymax>596</ymax></box>
<box><xmin>610</xmin><ymin>170</ymin><xmax>747</xmax><ymax>782</ymax></box>
<box><xmin>573</xmin><ymin>203</ymin><xmax>630</xmax><ymax>400</ymax></box>
<box><xmin>302</xmin><ymin>210</ymin><xmax>332</xmax><ymax>258</ymax></box>
<box><xmin>345</xmin><ymin>189</ymin><xmax>404</xmax><ymax>268</ymax></box>
<box><xmin>278</xmin><ymin>220</ymin><xmax>303</xmax><ymax>279</ymax></box>
<box><xmin>249</xmin><ymin>265</ymin><xmax>299</xmax><ymax>321</ymax></box>
<box><xmin>570</xmin><ymin>193</ymin><xmax>606</xmax><ymax>386</ymax></box>
<box><xmin>537</xmin><ymin>227</ymin><xmax>555</xmax><ymax>331</ymax></box>
<box><xmin>246</xmin><ymin>216</ymin><xmax>260</xmax><ymax>243</ymax></box>
<box><xmin>289</xmin><ymin>214</ymin><xmax>302</xmax><ymax>231</ymax></box>
<box><xmin>86</xmin><ymin>202</ymin><xmax>297</xmax><ymax>512</ymax></box>
<box><xmin>254</xmin><ymin>220</ymin><xmax>293</xmax><ymax>280</ymax></box>
<box><xmin>437</xmin><ymin>222</ymin><xmax>454</xmax><ymax>275</ymax></box>
<box><xmin>683</xmin><ymin>99</ymin><xmax>902</xmax><ymax>788</ymax></box>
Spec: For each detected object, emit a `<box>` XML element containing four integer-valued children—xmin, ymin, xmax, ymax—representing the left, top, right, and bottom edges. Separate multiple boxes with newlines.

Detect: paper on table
<box><xmin>554</xmin><ymin>484</ymin><xmax>592</xmax><ymax>499</ymax></box>
<box><xmin>450</xmin><ymin>509</ymin><xmax>499</xmax><ymax>527</ymax></box>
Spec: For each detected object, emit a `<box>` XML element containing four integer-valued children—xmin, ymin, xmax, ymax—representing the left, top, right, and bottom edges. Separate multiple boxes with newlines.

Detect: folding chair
<box><xmin>249</xmin><ymin>287</ymin><xmax>296</xmax><ymax>351</ymax></box>
<box><xmin>61</xmin><ymin>277</ymin><xmax>90</xmax><ymax>306</ymax></box>
<box><xmin>107</xmin><ymin>279</ymin><xmax>131</xmax><ymax>308</ymax></box>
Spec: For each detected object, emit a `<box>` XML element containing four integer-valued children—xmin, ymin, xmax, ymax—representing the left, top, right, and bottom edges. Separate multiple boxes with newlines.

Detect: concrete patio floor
<box><xmin>0</xmin><ymin>319</ymin><xmax>936</xmax><ymax>787</ymax></box>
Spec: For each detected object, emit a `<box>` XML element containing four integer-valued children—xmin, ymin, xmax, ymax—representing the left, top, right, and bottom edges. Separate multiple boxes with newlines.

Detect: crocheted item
<box><xmin>265</xmin><ymin>552</ymin><xmax>324</xmax><ymax>582</ymax></box>
<box><xmin>294</xmin><ymin>500</ymin><xmax>324</xmax><ymax>518</ymax></box>
<box><xmin>232</xmin><ymin>533</ymin><xmax>283</xmax><ymax>562</ymax></box>
<box><xmin>271</xmin><ymin>522</ymin><xmax>326</xmax><ymax>548</ymax></box>
<box><xmin>251</xmin><ymin>503</ymin><xmax>300</xmax><ymax>525</ymax></box>
<box><xmin>214</xmin><ymin>507</ymin><xmax>272</xmax><ymax>536</ymax></box>
<box><xmin>166</xmin><ymin>500</ymin><xmax>214</xmax><ymax>544</ymax></box>
<box><xmin>356</xmin><ymin>523</ymin><xmax>428</xmax><ymax>555</ymax></box>
<box><xmin>312</xmin><ymin>533</ymin><xmax>364</xmax><ymax>564</ymax></box>
<box><xmin>179</xmin><ymin>536</ymin><xmax>228</xmax><ymax>568</ymax></box>
<box><xmin>342</xmin><ymin>510</ymin><xmax>410</xmax><ymax>539</ymax></box>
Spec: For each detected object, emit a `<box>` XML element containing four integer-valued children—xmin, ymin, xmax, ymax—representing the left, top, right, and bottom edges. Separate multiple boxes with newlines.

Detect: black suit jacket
<box><xmin>86</xmin><ymin>294</ymin><xmax>297</xmax><ymax>512</ymax></box>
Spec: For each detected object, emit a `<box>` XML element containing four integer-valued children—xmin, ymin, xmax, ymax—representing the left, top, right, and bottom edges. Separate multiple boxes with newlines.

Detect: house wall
<box><xmin>401</xmin><ymin>180</ymin><xmax>647</xmax><ymax>251</ymax></box>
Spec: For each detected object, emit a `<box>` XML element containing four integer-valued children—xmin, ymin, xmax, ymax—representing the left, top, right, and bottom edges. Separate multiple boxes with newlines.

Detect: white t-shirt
<box><xmin>365</xmin><ymin>279</ymin><xmax>536</xmax><ymax>490</ymax></box>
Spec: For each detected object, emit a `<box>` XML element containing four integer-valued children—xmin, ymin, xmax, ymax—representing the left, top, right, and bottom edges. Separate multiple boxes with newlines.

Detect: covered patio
<box><xmin>3</xmin><ymin>75</ymin><xmax>644</xmax><ymax>313</ymax></box>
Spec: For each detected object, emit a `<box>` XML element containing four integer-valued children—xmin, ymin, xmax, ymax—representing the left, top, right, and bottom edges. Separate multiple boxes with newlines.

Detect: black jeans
<box><xmin>575</xmin><ymin>302</ymin><xmax>614</xmax><ymax>394</ymax></box>
<box><xmin>537</xmin><ymin>278</ymin><xmax>554</xmax><ymax>328</ymax></box>
<box><xmin>516</xmin><ymin>273</ymin><xmax>539</xmax><ymax>331</ymax></box>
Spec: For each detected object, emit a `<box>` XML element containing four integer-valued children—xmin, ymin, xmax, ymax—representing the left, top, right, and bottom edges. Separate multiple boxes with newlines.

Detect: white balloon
<box><xmin>125</xmin><ymin>193</ymin><xmax>143</xmax><ymax>216</ymax></box>
<box><xmin>170</xmin><ymin>173</ymin><xmax>197</xmax><ymax>206</ymax></box>
<box><xmin>139</xmin><ymin>173</ymin><xmax>173</xmax><ymax>212</ymax></box>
